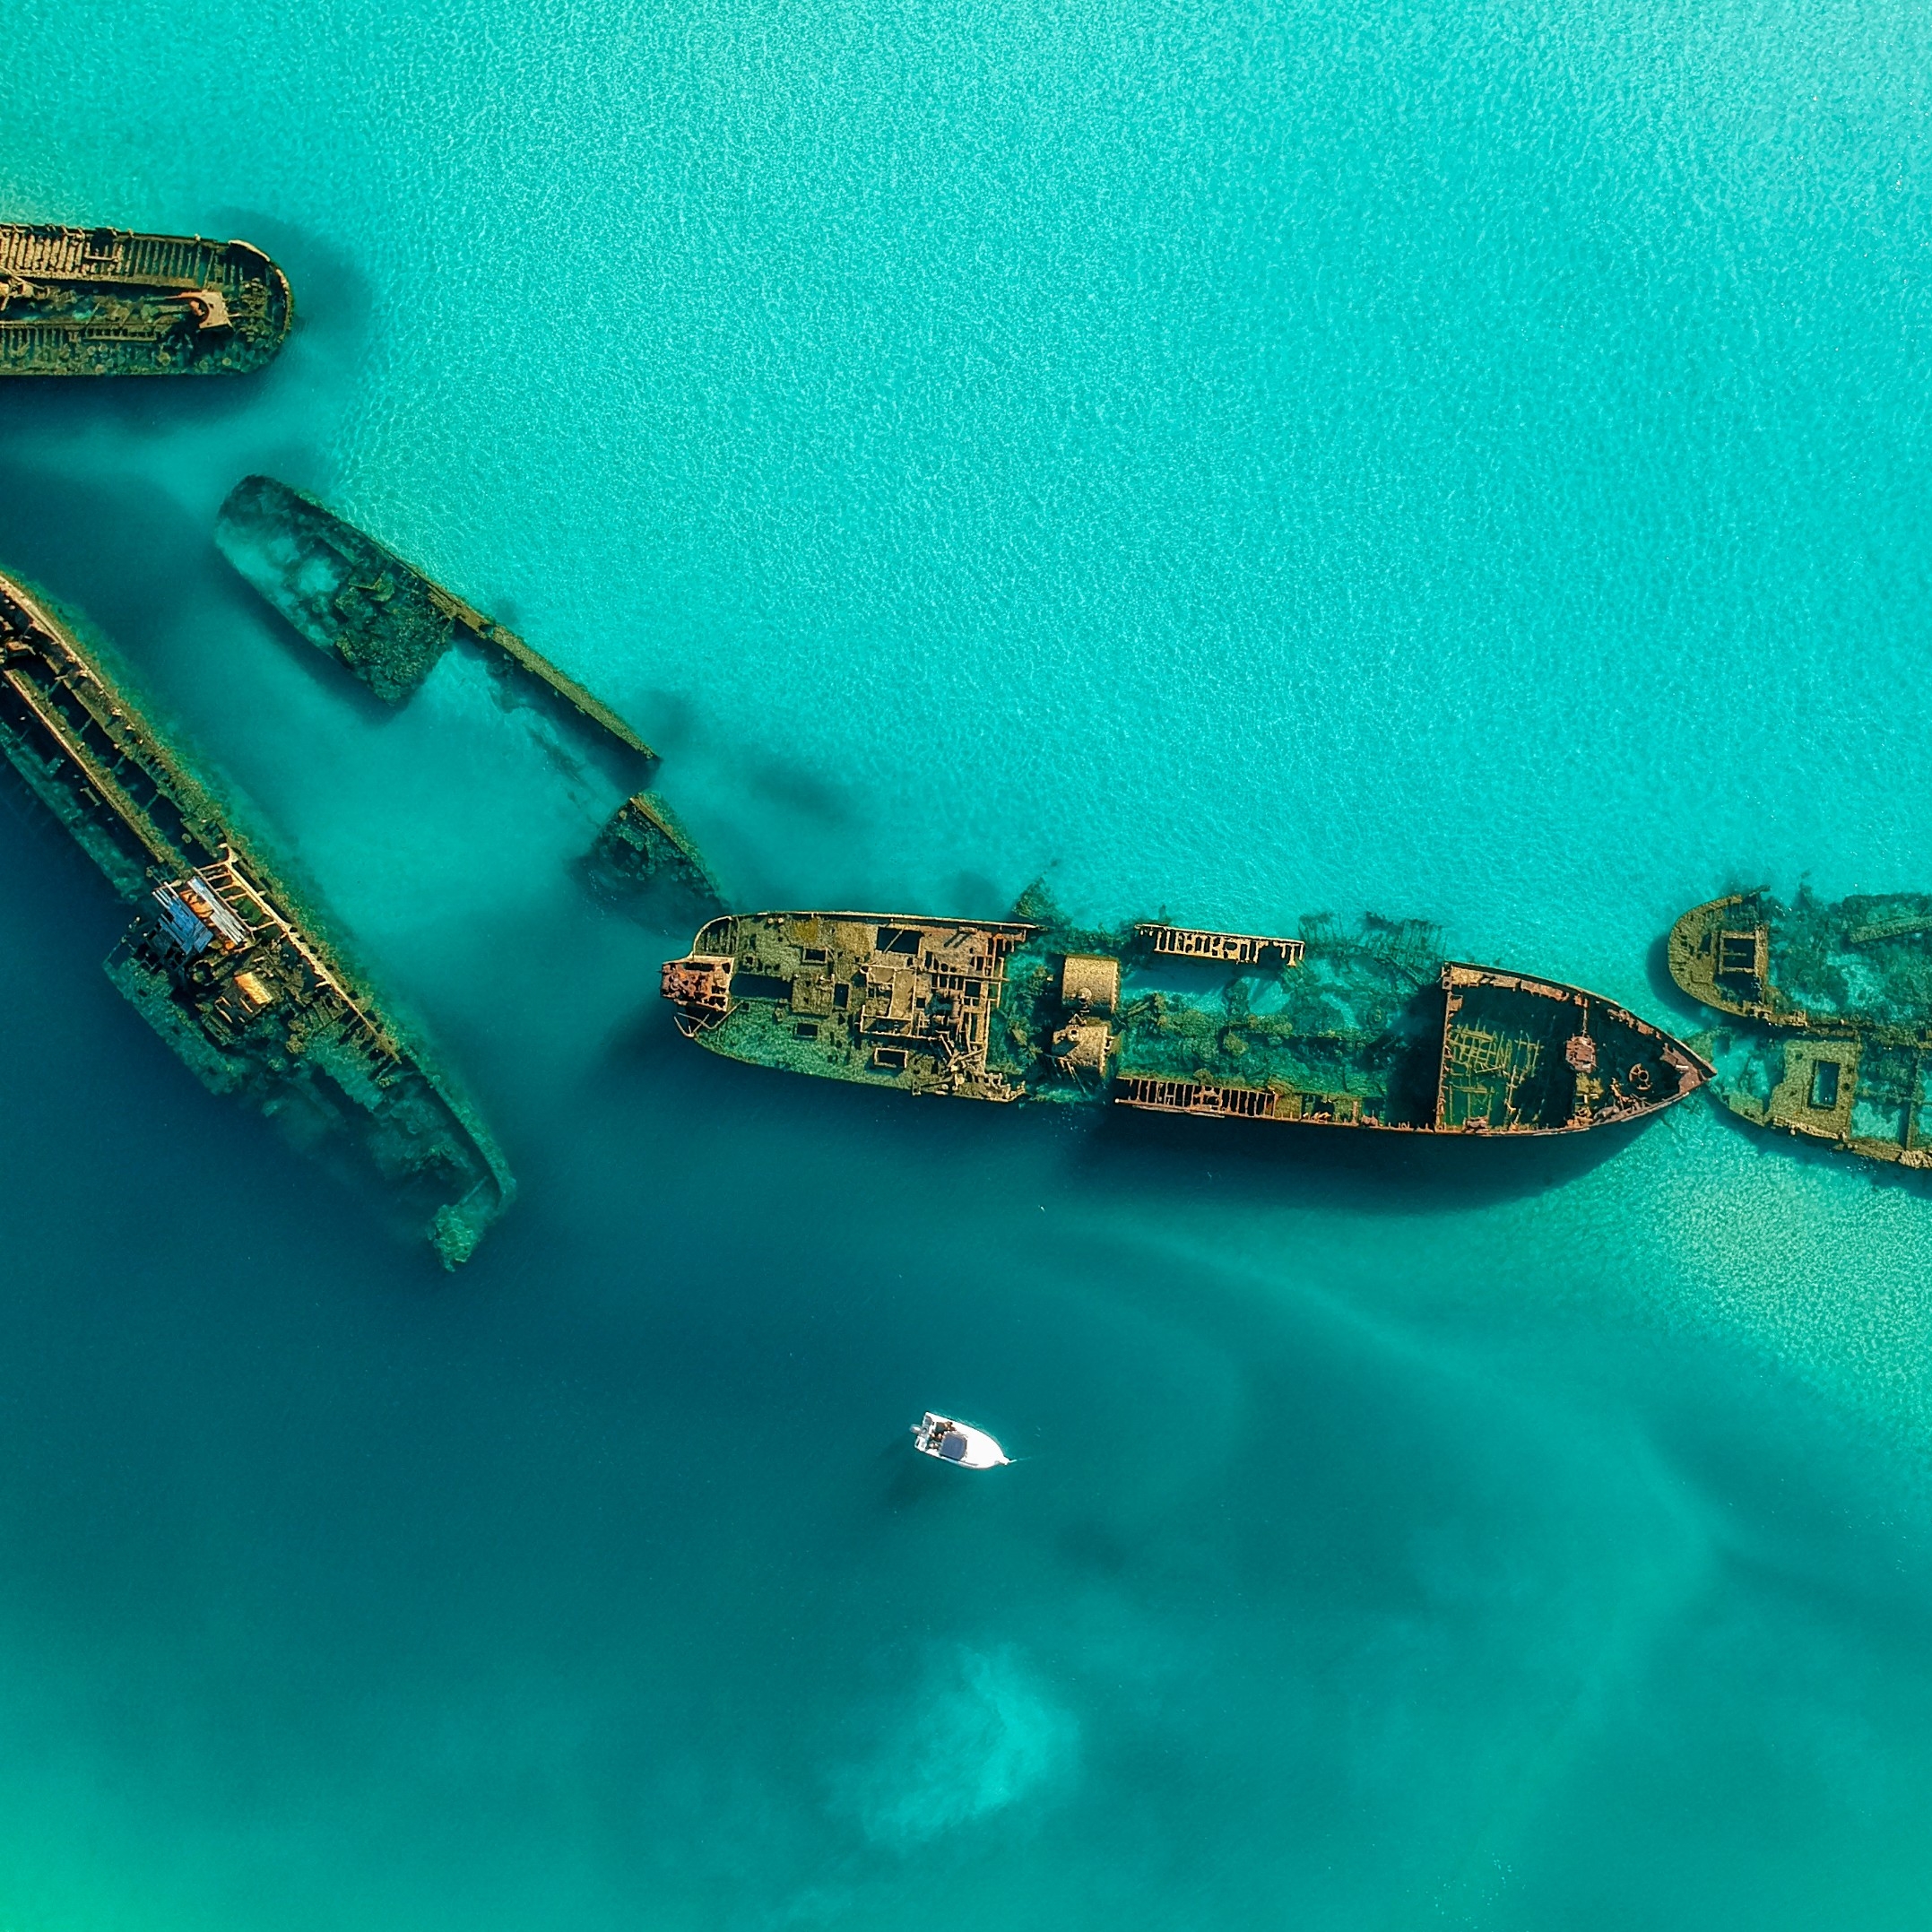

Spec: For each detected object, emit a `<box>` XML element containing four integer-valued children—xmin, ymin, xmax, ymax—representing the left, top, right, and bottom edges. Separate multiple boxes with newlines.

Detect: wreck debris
<box><xmin>1670</xmin><ymin>888</ymin><xmax>1932</xmax><ymax>1169</ymax></box>
<box><xmin>589</xmin><ymin>792</ymin><xmax>722</xmax><ymax>908</ymax></box>
<box><xmin>0</xmin><ymin>225</ymin><xmax>291</xmax><ymax>376</ymax></box>
<box><xmin>662</xmin><ymin>901</ymin><xmax>1710</xmax><ymax>1135</ymax></box>
<box><xmin>0</xmin><ymin>568</ymin><xmax>514</xmax><ymax>1264</ymax></box>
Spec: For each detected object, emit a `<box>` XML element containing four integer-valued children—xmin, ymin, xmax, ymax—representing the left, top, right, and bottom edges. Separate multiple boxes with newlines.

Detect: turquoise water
<box><xmin>4</xmin><ymin>0</ymin><xmax>1932</xmax><ymax>1922</ymax></box>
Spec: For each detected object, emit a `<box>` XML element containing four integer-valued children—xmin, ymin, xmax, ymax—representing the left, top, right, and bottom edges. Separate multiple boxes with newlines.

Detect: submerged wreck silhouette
<box><xmin>0</xmin><ymin>568</ymin><xmax>513</xmax><ymax>1263</ymax></box>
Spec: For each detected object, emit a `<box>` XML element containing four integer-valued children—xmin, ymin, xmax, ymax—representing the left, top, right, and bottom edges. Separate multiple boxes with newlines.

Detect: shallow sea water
<box><xmin>4</xmin><ymin>0</ymin><xmax>1932</xmax><ymax>1925</ymax></box>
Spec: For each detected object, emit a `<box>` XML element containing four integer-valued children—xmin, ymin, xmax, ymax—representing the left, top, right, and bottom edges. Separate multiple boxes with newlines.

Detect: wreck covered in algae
<box><xmin>216</xmin><ymin>476</ymin><xmax>643</xmax><ymax>727</ymax></box>
<box><xmin>663</xmin><ymin>895</ymin><xmax>1709</xmax><ymax>1136</ymax></box>
<box><xmin>1670</xmin><ymin>888</ymin><xmax>1932</xmax><ymax>1169</ymax></box>
<box><xmin>0</xmin><ymin>225</ymin><xmax>291</xmax><ymax>376</ymax></box>
<box><xmin>0</xmin><ymin>569</ymin><xmax>513</xmax><ymax>1263</ymax></box>
<box><xmin>216</xmin><ymin>476</ymin><xmax>718</xmax><ymax>905</ymax></box>
<box><xmin>588</xmin><ymin>791</ymin><xmax>720</xmax><ymax>907</ymax></box>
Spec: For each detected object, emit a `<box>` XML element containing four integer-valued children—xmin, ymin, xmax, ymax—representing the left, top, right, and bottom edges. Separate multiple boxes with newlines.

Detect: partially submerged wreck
<box><xmin>215</xmin><ymin>476</ymin><xmax>715</xmax><ymax>901</ymax></box>
<box><xmin>0</xmin><ymin>225</ymin><xmax>291</xmax><ymax>376</ymax></box>
<box><xmin>589</xmin><ymin>791</ymin><xmax>721</xmax><ymax>907</ymax></box>
<box><xmin>0</xmin><ymin>569</ymin><xmax>513</xmax><ymax>1263</ymax></box>
<box><xmin>663</xmin><ymin>899</ymin><xmax>1709</xmax><ymax>1135</ymax></box>
<box><xmin>216</xmin><ymin>475</ymin><xmax>651</xmax><ymax>732</ymax></box>
<box><xmin>1669</xmin><ymin>888</ymin><xmax>1932</xmax><ymax>1034</ymax></box>
<box><xmin>1669</xmin><ymin>888</ymin><xmax>1932</xmax><ymax>1169</ymax></box>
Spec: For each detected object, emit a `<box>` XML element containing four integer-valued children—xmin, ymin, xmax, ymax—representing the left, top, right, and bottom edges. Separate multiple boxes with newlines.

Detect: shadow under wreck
<box><xmin>1669</xmin><ymin>887</ymin><xmax>1932</xmax><ymax>1170</ymax></box>
<box><xmin>215</xmin><ymin>474</ymin><xmax>719</xmax><ymax>907</ymax></box>
<box><xmin>0</xmin><ymin>225</ymin><xmax>292</xmax><ymax>376</ymax></box>
<box><xmin>0</xmin><ymin>570</ymin><xmax>513</xmax><ymax>1264</ymax></box>
<box><xmin>663</xmin><ymin>892</ymin><xmax>1710</xmax><ymax>1138</ymax></box>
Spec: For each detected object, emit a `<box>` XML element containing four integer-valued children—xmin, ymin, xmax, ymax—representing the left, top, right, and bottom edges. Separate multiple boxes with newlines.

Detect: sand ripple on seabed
<box><xmin>832</xmin><ymin>1643</ymin><xmax>1079</xmax><ymax>1849</ymax></box>
<box><xmin>1610</xmin><ymin>1114</ymin><xmax>1932</xmax><ymax>1484</ymax></box>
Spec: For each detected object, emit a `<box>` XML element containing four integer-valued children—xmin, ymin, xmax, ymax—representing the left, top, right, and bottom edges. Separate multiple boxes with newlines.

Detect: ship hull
<box><xmin>0</xmin><ymin>570</ymin><xmax>512</xmax><ymax>1264</ymax></box>
<box><xmin>217</xmin><ymin>476</ymin><xmax>654</xmax><ymax>750</ymax></box>
<box><xmin>1671</xmin><ymin>888</ymin><xmax>1932</xmax><ymax>1170</ymax></box>
<box><xmin>1670</xmin><ymin>888</ymin><xmax>1932</xmax><ymax>1035</ymax></box>
<box><xmin>663</xmin><ymin>910</ymin><xmax>1710</xmax><ymax>1136</ymax></box>
<box><xmin>0</xmin><ymin>225</ymin><xmax>291</xmax><ymax>376</ymax></box>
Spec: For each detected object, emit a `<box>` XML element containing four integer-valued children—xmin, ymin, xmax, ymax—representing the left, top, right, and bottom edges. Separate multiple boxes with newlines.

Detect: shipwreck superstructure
<box><xmin>0</xmin><ymin>569</ymin><xmax>513</xmax><ymax>1263</ymax></box>
<box><xmin>1670</xmin><ymin>888</ymin><xmax>1932</xmax><ymax>1169</ymax></box>
<box><xmin>663</xmin><ymin>902</ymin><xmax>1710</xmax><ymax>1136</ymax></box>
<box><xmin>216</xmin><ymin>475</ymin><xmax>719</xmax><ymax>906</ymax></box>
<box><xmin>0</xmin><ymin>225</ymin><xmax>291</xmax><ymax>376</ymax></box>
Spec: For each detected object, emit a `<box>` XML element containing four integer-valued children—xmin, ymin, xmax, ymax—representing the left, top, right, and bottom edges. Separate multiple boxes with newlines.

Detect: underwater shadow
<box><xmin>1645</xmin><ymin>927</ymin><xmax>1706</xmax><ymax>1023</ymax></box>
<box><xmin>0</xmin><ymin>466</ymin><xmax>223</xmax><ymax>653</ymax></box>
<box><xmin>1071</xmin><ymin>1098</ymin><xmax>1659</xmax><ymax>1217</ymax></box>
<box><xmin>0</xmin><ymin>463</ymin><xmax>399</xmax><ymax>728</ymax></box>
<box><xmin>613</xmin><ymin>1002</ymin><xmax>1664</xmax><ymax>1220</ymax></box>
<box><xmin>0</xmin><ymin>355</ymin><xmax>282</xmax><ymax>443</ymax></box>
<box><xmin>447</xmin><ymin>629</ymin><xmax>657</xmax><ymax>799</ymax></box>
<box><xmin>739</xmin><ymin>747</ymin><xmax>859</xmax><ymax>829</ymax></box>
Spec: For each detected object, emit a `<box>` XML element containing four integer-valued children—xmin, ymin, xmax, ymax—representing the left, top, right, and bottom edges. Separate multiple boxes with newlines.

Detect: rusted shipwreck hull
<box><xmin>663</xmin><ymin>903</ymin><xmax>1710</xmax><ymax>1135</ymax></box>
<box><xmin>216</xmin><ymin>475</ymin><xmax>717</xmax><ymax>905</ymax></box>
<box><xmin>0</xmin><ymin>569</ymin><xmax>513</xmax><ymax>1263</ymax></box>
<box><xmin>0</xmin><ymin>225</ymin><xmax>291</xmax><ymax>376</ymax></box>
<box><xmin>1670</xmin><ymin>888</ymin><xmax>1932</xmax><ymax>1169</ymax></box>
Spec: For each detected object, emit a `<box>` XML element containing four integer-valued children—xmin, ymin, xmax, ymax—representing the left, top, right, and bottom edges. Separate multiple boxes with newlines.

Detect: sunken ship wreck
<box><xmin>217</xmin><ymin>474</ymin><xmax>716</xmax><ymax>904</ymax></box>
<box><xmin>0</xmin><ymin>225</ymin><xmax>292</xmax><ymax>376</ymax></box>
<box><xmin>1669</xmin><ymin>888</ymin><xmax>1932</xmax><ymax>1169</ymax></box>
<box><xmin>663</xmin><ymin>897</ymin><xmax>1711</xmax><ymax>1136</ymax></box>
<box><xmin>0</xmin><ymin>569</ymin><xmax>513</xmax><ymax>1263</ymax></box>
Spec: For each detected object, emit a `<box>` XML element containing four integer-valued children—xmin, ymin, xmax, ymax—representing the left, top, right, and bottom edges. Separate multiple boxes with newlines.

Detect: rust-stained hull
<box><xmin>0</xmin><ymin>569</ymin><xmax>513</xmax><ymax>1264</ymax></box>
<box><xmin>0</xmin><ymin>225</ymin><xmax>291</xmax><ymax>376</ymax></box>
<box><xmin>663</xmin><ymin>903</ymin><xmax>1710</xmax><ymax>1136</ymax></box>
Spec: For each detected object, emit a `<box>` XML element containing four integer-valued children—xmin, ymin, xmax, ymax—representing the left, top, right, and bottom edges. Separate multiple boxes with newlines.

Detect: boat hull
<box><xmin>913</xmin><ymin>1414</ymin><xmax>1009</xmax><ymax>1468</ymax></box>
<box><xmin>0</xmin><ymin>569</ymin><xmax>513</xmax><ymax>1264</ymax></box>
<box><xmin>0</xmin><ymin>225</ymin><xmax>291</xmax><ymax>376</ymax></box>
<box><xmin>663</xmin><ymin>908</ymin><xmax>1711</xmax><ymax>1136</ymax></box>
<box><xmin>1672</xmin><ymin>888</ymin><xmax>1932</xmax><ymax>1170</ymax></box>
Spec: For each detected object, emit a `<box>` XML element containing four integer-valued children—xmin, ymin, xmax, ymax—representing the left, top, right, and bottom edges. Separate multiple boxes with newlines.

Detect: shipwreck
<box><xmin>216</xmin><ymin>475</ymin><xmax>719</xmax><ymax>907</ymax></box>
<box><xmin>1670</xmin><ymin>888</ymin><xmax>1932</xmax><ymax>1169</ymax></box>
<box><xmin>662</xmin><ymin>897</ymin><xmax>1710</xmax><ymax>1136</ymax></box>
<box><xmin>0</xmin><ymin>568</ymin><xmax>513</xmax><ymax>1263</ymax></box>
<box><xmin>0</xmin><ymin>225</ymin><xmax>291</xmax><ymax>376</ymax></box>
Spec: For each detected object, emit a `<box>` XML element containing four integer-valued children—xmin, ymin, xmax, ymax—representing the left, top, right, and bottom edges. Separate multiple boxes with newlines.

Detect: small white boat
<box><xmin>913</xmin><ymin>1412</ymin><xmax>1010</xmax><ymax>1469</ymax></box>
